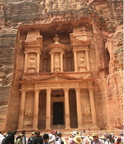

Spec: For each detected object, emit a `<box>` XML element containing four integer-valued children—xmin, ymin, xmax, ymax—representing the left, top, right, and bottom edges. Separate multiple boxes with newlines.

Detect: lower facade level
<box><xmin>18</xmin><ymin>84</ymin><xmax>98</xmax><ymax>130</ymax></box>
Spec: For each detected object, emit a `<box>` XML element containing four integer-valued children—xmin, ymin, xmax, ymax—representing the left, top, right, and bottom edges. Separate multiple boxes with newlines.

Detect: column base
<box><xmin>78</xmin><ymin>126</ymin><xmax>83</xmax><ymax>129</ymax></box>
<box><xmin>45</xmin><ymin>128</ymin><xmax>51</xmax><ymax>130</ymax></box>
<box><xmin>33</xmin><ymin>128</ymin><xmax>38</xmax><ymax>131</ymax></box>
<box><xmin>65</xmin><ymin>127</ymin><xmax>70</xmax><ymax>129</ymax></box>
<box><xmin>91</xmin><ymin>125</ymin><xmax>99</xmax><ymax>130</ymax></box>
<box><xmin>17</xmin><ymin>129</ymin><xmax>23</xmax><ymax>131</ymax></box>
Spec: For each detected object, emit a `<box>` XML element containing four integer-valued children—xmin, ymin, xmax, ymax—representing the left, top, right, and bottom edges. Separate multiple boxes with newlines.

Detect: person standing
<box><xmin>104</xmin><ymin>135</ymin><xmax>115</xmax><ymax>144</ymax></box>
<box><xmin>28</xmin><ymin>132</ymin><xmax>35</xmax><ymax>144</ymax></box>
<box><xmin>0</xmin><ymin>131</ymin><xmax>4</xmax><ymax>144</ymax></box>
<box><xmin>2</xmin><ymin>130</ymin><xmax>17</xmax><ymax>144</ymax></box>
<box><xmin>15</xmin><ymin>134</ymin><xmax>23</xmax><ymax>144</ymax></box>
<box><xmin>49</xmin><ymin>134</ymin><xmax>55</xmax><ymax>144</ymax></box>
<box><xmin>55</xmin><ymin>132</ymin><xmax>64</xmax><ymax>144</ymax></box>
<box><xmin>43</xmin><ymin>134</ymin><xmax>49</xmax><ymax>144</ymax></box>
<box><xmin>92</xmin><ymin>133</ymin><xmax>103</xmax><ymax>144</ymax></box>
<box><xmin>22</xmin><ymin>130</ymin><xmax>26</xmax><ymax>144</ymax></box>
<box><xmin>33</xmin><ymin>132</ymin><xmax>43</xmax><ymax>144</ymax></box>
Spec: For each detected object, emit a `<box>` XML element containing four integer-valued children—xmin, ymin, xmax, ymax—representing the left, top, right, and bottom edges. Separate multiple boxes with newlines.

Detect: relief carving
<box><xmin>29</xmin><ymin>58</ymin><xmax>36</xmax><ymax>68</ymax></box>
<box><xmin>28</xmin><ymin>57</ymin><xmax>36</xmax><ymax>73</ymax></box>
<box><xmin>25</xmin><ymin>109</ymin><xmax>33</xmax><ymax>117</ymax></box>
<box><xmin>79</xmin><ymin>57</ymin><xmax>86</xmax><ymax>67</ymax></box>
<box><xmin>54</xmin><ymin>54</ymin><xmax>60</xmax><ymax>71</ymax></box>
<box><xmin>78</xmin><ymin>54</ymin><xmax>87</xmax><ymax>72</ymax></box>
<box><xmin>83</xmin><ymin>107</ymin><xmax>91</xmax><ymax>115</ymax></box>
<box><xmin>55</xmin><ymin>57</ymin><xmax>60</xmax><ymax>67</ymax></box>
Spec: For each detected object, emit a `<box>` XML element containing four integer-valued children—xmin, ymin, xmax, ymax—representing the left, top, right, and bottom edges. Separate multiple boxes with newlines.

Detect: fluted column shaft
<box><xmin>33</xmin><ymin>89</ymin><xmax>40</xmax><ymax>130</ymax></box>
<box><xmin>64</xmin><ymin>88</ymin><xmax>70</xmax><ymax>129</ymax></box>
<box><xmin>18</xmin><ymin>89</ymin><xmax>26</xmax><ymax>129</ymax></box>
<box><xmin>45</xmin><ymin>88</ymin><xmax>51</xmax><ymax>130</ymax></box>
<box><xmin>75</xmin><ymin>88</ymin><xmax>82</xmax><ymax>129</ymax></box>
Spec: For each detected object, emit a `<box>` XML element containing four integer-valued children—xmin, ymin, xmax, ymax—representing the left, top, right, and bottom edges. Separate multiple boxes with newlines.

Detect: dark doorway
<box><xmin>53</xmin><ymin>102</ymin><xmax>64</xmax><ymax>125</ymax></box>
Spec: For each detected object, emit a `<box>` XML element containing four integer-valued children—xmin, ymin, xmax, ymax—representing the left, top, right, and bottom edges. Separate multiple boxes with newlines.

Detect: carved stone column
<box><xmin>36</xmin><ymin>52</ymin><xmax>40</xmax><ymax>73</ymax></box>
<box><xmin>33</xmin><ymin>89</ymin><xmax>40</xmax><ymax>130</ymax></box>
<box><xmin>24</xmin><ymin>52</ymin><xmax>28</xmax><ymax>73</ymax></box>
<box><xmin>60</xmin><ymin>53</ymin><xmax>63</xmax><ymax>72</ymax></box>
<box><xmin>86</xmin><ymin>50</ymin><xmax>90</xmax><ymax>71</ymax></box>
<box><xmin>18</xmin><ymin>89</ymin><xmax>26</xmax><ymax>129</ymax></box>
<box><xmin>64</xmin><ymin>88</ymin><xmax>70</xmax><ymax>129</ymax></box>
<box><xmin>75</xmin><ymin>88</ymin><xmax>82</xmax><ymax>129</ymax></box>
<box><xmin>89</xmin><ymin>88</ymin><xmax>97</xmax><ymax>127</ymax></box>
<box><xmin>45</xmin><ymin>88</ymin><xmax>51</xmax><ymax>130</ymax></box>
<box><xmin>73</xmin><ymin>51</ymin><xmax>78</xmax><ymax>72</ymax></box>
<box><xmin>51</xmin><ymin>53</ymin><xmax>54</xmax><ymax>72</ymax></box>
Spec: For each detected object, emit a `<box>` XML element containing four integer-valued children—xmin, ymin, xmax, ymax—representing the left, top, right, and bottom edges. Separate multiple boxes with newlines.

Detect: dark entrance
<box><xmin>53</xmin><ymin>102</ymin><xmax>64</xmax><ymax>125</ymax></box>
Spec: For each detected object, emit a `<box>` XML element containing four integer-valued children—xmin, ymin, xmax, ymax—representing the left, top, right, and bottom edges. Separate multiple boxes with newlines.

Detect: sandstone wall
<box><xmin>0</xmin><ymin>0</ymin><xmax>123</xmax><ymax>131</ymax></box>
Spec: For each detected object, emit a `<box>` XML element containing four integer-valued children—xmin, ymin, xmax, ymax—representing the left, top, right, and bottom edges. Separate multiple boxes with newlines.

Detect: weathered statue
<box><xmin>25</xmin><ymin>109</ymin><xmax>33</xmax><ymax>116</ymax></box>
<box><xmin>29</xmin><ymin>58</ymin><xmax>35</xmax><ymax>68</ymax></box>
<box><xmin>84</xmin><ymin>107</ymin><xmax>91</xmax><ymax>114</ymax></box>
<box><xmin>55</xmin><ymin>57</ymin><xmax>60</xmax><ymax>67</ymax></box>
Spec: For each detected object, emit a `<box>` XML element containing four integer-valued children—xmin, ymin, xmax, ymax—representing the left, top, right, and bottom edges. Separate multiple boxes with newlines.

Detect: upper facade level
<box><xmin>21</xmin><ymin>22</ymin><xmax>92</xmax><ymax>74</ymax></box>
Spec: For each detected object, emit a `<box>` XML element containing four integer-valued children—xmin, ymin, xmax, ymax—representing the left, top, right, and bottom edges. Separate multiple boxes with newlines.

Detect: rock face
<box><xmin>0</xmin><ymin>0</ymin><xmax>123</xmax><ymax>131</ymax></box>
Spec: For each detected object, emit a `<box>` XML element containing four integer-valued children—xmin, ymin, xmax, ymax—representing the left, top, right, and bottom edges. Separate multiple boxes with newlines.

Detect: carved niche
<box><xmin>54</xmin><ymin>54</ymin><xmax>60</xmax><ymax>71</ymax></box>
<box><xmin>78</xmin><ymin>51</ymin><xmax>87</xmax><ymax>72</ymax></box>
<box><xmin>27</xmin><ymin>53</ymin><xmax>37</xmax><ymax>73</ymax></box>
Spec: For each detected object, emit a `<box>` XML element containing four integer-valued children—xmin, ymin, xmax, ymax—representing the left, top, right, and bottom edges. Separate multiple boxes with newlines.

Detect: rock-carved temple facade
<box><xmin>1</xmin><ymin>0</ymin><xmax>122</xmax><ymax>132</ymax></box>
<box><xmin>16</xmin><ymin>21</ymin><xmax>100</xmax><ymax>130</ymax></box>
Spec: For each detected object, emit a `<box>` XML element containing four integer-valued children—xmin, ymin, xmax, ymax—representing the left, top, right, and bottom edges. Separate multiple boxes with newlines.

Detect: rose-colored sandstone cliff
<box><xmin>0</xmin><ymin>0</ymin><xmax>123</xmax><ymax>131</ymax></box>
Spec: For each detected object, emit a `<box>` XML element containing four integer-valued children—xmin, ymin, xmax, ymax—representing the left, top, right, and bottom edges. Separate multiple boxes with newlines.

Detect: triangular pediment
<box><xmin>39</xmin><ymin>73</ymin><xmax>78</xmax><ymax>81</ymax></box>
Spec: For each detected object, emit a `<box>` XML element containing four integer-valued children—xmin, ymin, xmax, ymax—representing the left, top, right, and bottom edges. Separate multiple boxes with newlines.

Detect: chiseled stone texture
<box><xmin>0</xmin><ymin>0</ymin><xmax>123</xmax><ymax>131</ymax></box>
<box><xmin>94</xmin><ymin>25</ymin><xmax>123</xmax><ymax>129</ymax></box>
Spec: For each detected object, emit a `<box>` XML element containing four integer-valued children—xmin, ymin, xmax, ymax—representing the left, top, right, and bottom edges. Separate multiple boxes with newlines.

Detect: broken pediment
<box><xmin>22</xmin><ymin>29</ymin><xmax>43</xmax><ymax>49</ymax></box>
<box><xmin>70</xmin><ymin>33</ymin><xmax>91</xmax><ymax>46</ymax></box>
<box><xmin>22</xmin><ymin>36</ymin><xmax>43</xmax><ymax>49</ymax></box>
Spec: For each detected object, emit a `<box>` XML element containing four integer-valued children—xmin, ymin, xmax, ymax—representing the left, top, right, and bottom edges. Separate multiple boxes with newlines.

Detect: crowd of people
<box><xmin>0</xmin><ymin>129</ymin><xmax>123</xmax><ymax>144</ymax></box>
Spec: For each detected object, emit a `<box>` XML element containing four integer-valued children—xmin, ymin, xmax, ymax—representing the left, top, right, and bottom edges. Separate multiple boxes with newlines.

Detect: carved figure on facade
<box><xmin>83</xmin><ymin>107</ymin><xmax>91</xmax><ymax>115</ymax></box>
<box><xmin>25</xmin><ymin>109</ymin><xmax>33</xmax><ymax>117</ymax></box>
<box><xmin>78</xmin><ymin>54</ymin><xmax>87</xmax><ymax>71</ymax></box>
<box><xmin>54</xmin><ymin>54</ymin><xmax>60</xmax><ymax>72</ymax></box>
<box><xmin>79</xmin><ymin>57</ymin><xmax>86</xmax><ymax>66</ymax></box>
<box><xmin>29</xmin><ymin>58</ymin><xmax>36</xmax><ymax>68</ymax></box>
<box><xmin>55</xmin><ymin>57</ymin><xmax>60</xmax><ymax>67</ymax></box>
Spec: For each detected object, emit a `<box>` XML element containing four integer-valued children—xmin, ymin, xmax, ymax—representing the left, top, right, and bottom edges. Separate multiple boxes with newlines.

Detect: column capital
<box><xmin>73</xmin><ymin>50</ymin><xmax>77</xmax><ymax>52</ymax></box>
<box><xmin>49</xmin><ymin>52</ymin><xmax>54</xmax><ymax>55</ymax></box>
<box><xmin>85</xmin><ymin>49</ymin><xmax>89</xmax><ymax>51</ymax></box>
<box><xmin>88</xmin><ymin>87</ymin><xmax>94</xmax><ymax>91</ymax></box>
<box><xmin>34</xmin><ymin>89</ymin><xmax>40</xmax><ymax>93</ymax></box>
<box><xmin>61</xmin><ymin>52</ymin><xmax>64</xmax><ymax>55</ymax></box>
<box><xmin>64</xmin><ymin>88</ymin><xmax>69</xmax><ymax>92</ymax></box>
<box><xmin>75</xmin><ymin>88</ymin><xmax>80</xmax><ymax>92</ymax></box>
<box><xmin>24</xmin><ymin>51</ymin><xmax>28</xmax><ymax>54</ymax></box>
<box><xmin>46</xmin><ymin>88</ymin><xmax>52</xmax><ymax>90</ymax></box>
<box><xmin>20</xmin><ymin>88</ymin><xmax>26</xmax><ymax>92</ymax></box>
<box><xmin>37</xmin><ymin>51</ymin><xmax>41</xmax><ymax>54</ymax></box>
